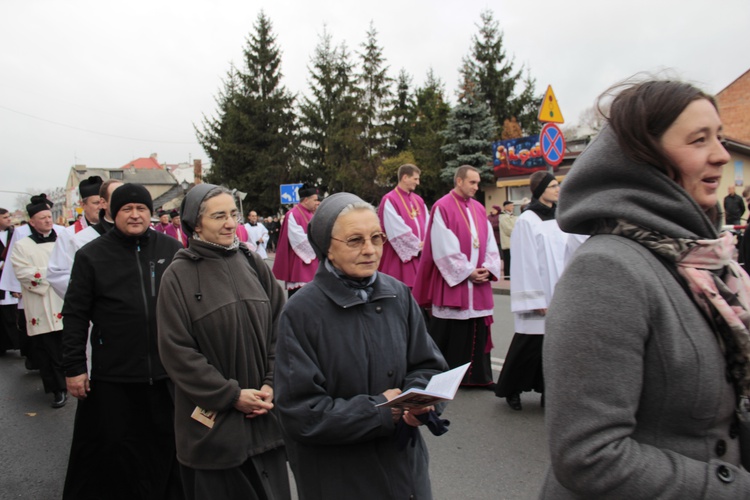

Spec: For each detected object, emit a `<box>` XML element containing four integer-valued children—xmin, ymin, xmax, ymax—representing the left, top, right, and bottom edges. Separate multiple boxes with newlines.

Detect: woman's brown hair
<box><xmin>599</xmin><ymin>79</ymin><xmax>717</xmax><ymax>184</ymax></box>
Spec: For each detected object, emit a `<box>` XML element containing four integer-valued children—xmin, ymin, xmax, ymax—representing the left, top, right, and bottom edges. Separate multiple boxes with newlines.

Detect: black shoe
<box><xmin>51</xmin><ymin>391</ymin><xmax>67</xmax><ymax>409</ymax></box>
<box><xmin>506</xmin><ymin>394</ymin><xmax>522</xmax><ymax>411</ymax></box>
<box><xmin>24</xmin><ymin>358</ymin><xmax>39</xmax><ymax>370</ymax></box>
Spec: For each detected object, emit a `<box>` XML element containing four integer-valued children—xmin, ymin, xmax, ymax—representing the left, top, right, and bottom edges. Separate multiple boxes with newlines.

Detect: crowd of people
<box><xmin>1</xmin><ymin>75</ymin><xmax>750</xmax><ymax>498</ymax></box>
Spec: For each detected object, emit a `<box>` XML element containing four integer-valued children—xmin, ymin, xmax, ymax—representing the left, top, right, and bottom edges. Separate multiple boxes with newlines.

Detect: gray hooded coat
<box><xmin>540</xmin><ymin>126</ymin><xmax>750</xmax><ymax>498</ymax></box>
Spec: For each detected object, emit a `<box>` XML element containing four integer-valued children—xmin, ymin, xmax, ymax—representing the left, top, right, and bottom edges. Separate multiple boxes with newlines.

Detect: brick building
<box><xmin>714</xmin><ymin>69</ymin><xmax>750</xmax><ymax>225</ymax></box>
<box><xmin>717</xmin><ymin>69</ymin><xmax>750</xmax><ymax>144</ymax></box>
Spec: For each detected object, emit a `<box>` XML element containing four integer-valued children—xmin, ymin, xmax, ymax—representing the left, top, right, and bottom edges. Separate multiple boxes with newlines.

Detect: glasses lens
<box><xmin>371</xmin><ymin>233</ymin><xmax>385</xmax><ymax>246</ymax></box>
<box><xmin>346</xmin><ymin>236</ymin><xmax>365</xmax><ymax>248</ymax></box>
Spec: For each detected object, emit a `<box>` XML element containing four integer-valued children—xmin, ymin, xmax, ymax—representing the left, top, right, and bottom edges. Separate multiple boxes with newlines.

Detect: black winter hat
<box><xmin>109</xmin><ymin>184</ymin><xmax>154</xmax><ymax>218</ymax></box>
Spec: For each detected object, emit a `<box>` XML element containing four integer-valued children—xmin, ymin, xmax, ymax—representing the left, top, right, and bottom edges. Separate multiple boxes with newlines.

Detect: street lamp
<box><xmin>233</xmin><ymin>189</ymin><xmax>247</xmax><ymax>223</ymax></box>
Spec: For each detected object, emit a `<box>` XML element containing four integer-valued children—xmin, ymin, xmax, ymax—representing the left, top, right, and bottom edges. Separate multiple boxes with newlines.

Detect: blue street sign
<box><xmin>280</xmin><ymin>183</ymin><xmax>303</xmax><ymax>205</ymax></box>
<box><xmin>540</xmin><ymin>123</ymin><xmax>566</xmax><ymax>167</ymax></box>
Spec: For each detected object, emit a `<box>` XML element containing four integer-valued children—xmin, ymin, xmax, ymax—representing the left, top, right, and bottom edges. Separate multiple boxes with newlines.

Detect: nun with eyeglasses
<box><xmin>156</xmin><ymin>184</ymin><xmax>291</xmax><ymax>500</ymax></box>
<box><xmin>275</xmin><ymin>192</ymin><xmax>449</xmax><ymax>500</ymax></box>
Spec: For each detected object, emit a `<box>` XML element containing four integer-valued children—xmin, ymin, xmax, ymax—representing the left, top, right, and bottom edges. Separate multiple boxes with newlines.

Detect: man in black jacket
<box><xmin>61</xmin><ymin>184</ymin><xmax>183</xmax><ymax>500</ymax></box>
<box><xmin>724</xmin><ymin>185</ymin><xmax>746</xmax><ymax>226</ymax></box>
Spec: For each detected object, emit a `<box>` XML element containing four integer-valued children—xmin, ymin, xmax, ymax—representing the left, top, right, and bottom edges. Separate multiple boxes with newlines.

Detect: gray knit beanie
<box><xmin>180</xmin><ymin>183</ymin><xmax>217</xmax><ymax>238</ymax></box>
<box><xmin>308</xmin><ymin>192</ymin><xmax>364</xmax><ymax>260</ymax></box>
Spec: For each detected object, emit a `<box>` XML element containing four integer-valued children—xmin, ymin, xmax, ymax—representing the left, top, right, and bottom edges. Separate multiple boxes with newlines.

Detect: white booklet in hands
<box><xmin>376</xmin><ymin>363</ymin><xmax>470</xmax><ymax>410</ymax></box>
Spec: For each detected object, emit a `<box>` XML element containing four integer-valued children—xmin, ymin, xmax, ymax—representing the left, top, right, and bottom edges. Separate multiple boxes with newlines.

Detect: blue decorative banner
<box><xmin>492</xmin><ymin>135</ymin><xmax>554</xmax><ymax>178</ymax></box>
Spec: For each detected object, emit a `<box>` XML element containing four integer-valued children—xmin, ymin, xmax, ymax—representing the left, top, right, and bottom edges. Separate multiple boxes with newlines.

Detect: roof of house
<box><xmin>72</xmin><ymin>165</ymin><xmax>177</xmax><ymax>185</ymax></box>
<box><xmin>717</xmin><ymin>68</ymin><xmax>750</xmax><ymax>96</ymax></box>
<box><xmin>117</xmin><ymin>156</ymin><xmax>163</xmax><ymax>170</ymax></box>
<box><xmin>153</xmin><ymin>183</ymin><xmax>190</xmax><ymax>209</ymax></box>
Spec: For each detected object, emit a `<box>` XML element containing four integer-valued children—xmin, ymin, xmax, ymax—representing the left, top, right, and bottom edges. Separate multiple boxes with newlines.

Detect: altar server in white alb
<box><xmin>46</xmin><ymin>176</ymin><xmax>102</xmax><ymax>297</ymax></box>
<box><xmin>11</xmin><ymin>194</ymin><xmax>68</xmax><ymax>408</ymax></box>
<box><xmin>495</xmin><ymin>171</ymin><xmax>568</xmax><ymax>410</ymax></box>
<box><xmin>244</xmin><ymin>210</ymin><xmax>269</xmax><ymax>259</ymax></box>
<box><xmin>0</xmin><ymin>215</ymin><xmax>65</xmax><ymax>369</ymax></box>
<box><xmin>48</xmin><ymin>179</ymin><xmax>122</xmax><ymax>299</ymax></box>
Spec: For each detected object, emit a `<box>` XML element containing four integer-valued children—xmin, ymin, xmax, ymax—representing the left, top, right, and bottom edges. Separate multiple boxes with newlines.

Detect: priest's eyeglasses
<box><xmin>331</xmin><ymin>232</ymin><xmax>388</xmax><ymax>249</ymax></box>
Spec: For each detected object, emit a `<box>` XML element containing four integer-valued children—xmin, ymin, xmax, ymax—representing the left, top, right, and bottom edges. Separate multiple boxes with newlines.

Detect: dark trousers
<box><xmin>502</xmin><ymin>249</ymin><xmax>511</xmax><ymax>279</ymax></box>
<box><xmin>0</xmin><ymin>303</ymin><xmax>20</xmax><ymax>352</ymax></box>
<box><xmin>16</xmin><ymin>308</ymin><xmax>35</xmax><ymax>363</ymax></box>
<box><xmin>429</xmin><ymin>316</ymin><xmax>493</xmax><ymax>386</ymax></box>
<box><xmin>495</xmin><ymin>333</ymin><xmax>545</xmax><ymax>397</ymax></box>
<box><xmin>63</xmin><ymin>379</ymin><xmax>183</xmax><ymax>500</ymax></box>
<box><xmin>33</xmin><ymin>330</ymin><xmax>65</xmax><ymax>393</ymax></box>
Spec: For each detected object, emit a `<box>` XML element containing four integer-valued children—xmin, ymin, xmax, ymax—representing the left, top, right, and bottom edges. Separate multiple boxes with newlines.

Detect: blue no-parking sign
<box><xmin>280</xmin><ymin>183</ymin><xmax>303</xmax><ymax>205</ymax></box>
<box><xmin>540</xmin><ymin>123</ymin><xmax>566</xmax><ymax>167</ymax></box>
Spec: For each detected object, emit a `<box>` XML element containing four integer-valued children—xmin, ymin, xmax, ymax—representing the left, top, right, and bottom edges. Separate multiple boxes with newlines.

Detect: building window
<box><xmin>110</xmin><ymin>171</ymin><xmax>123</xmax><ymax>180</ymax></box>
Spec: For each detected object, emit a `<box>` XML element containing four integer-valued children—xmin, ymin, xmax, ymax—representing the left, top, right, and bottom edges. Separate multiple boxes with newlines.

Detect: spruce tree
<box><xmin>324</xmin><ymin>42</ymin><xmax>367</xmax><ymax>196</ymax></box>
<box><xmin>440</xmin><ymin>68</ymin><xmax>496</xmax><ymax>183</ymax></box>
<box><xmin>388</xmin><ymin>69</ymin><xmax>415</xmax><ymax>155</ymax></box>
<box><xmin>353</xmin><ymin>22</ymin><xmax>393</xmax><ymax>202</ymax></box>
<box><xmin>466</xmin><ymin>9</ymin><xmax>540</xmax><ymax>137</ymax></box>
<box><xmin>195</xmin><ymin>66</ymin><xmax>243</xmax><ymax>186</ymax></box>
<box><xmin>196</xmin><ymin>11</ymin><xmax>299</xmax><ymax>214</ymax></box>
<box><xmin>298</xmin><ymin>28</ymin><xmax>357</xmax><ymax>191</ymax></box>
<box><xmin>411</xmin><ymin>69</ymin><xmax>451</xmax><ymax>204</ymax></box>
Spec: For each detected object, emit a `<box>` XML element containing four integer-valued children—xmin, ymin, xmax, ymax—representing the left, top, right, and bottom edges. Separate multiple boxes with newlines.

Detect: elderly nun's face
<box><xmin>327</xmin><ymin>209</ymin><xmax>384</xmax><ymax>279</ymax></box>
<box><xmin>194</xmin><ymin>193</ymin><xmax>238</xmax><ymax>246</ymax></box>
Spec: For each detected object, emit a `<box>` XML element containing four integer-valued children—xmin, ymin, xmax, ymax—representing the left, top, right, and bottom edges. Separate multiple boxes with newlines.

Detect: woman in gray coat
<box><xmin>275</xmin><ymin>193</ymin><xmax>448</xmax><ymax>500</ymax></box>
<box><xmin>542</xmin><ymin>79</ymin><xmax>750</xmax><ymax>498</ymax></box>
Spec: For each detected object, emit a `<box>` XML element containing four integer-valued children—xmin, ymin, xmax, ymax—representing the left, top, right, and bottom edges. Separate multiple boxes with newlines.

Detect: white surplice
<box><xmin>509</xmin><ymin>211</ymin><xmax>568</xmax><ymax>335</ymax></box>
<box><xmin>244</xmin><ymin>223</ymin><xmax>269</xmax><ymax>259</ymax></box>
<box><xmin>430</xmin><ymin>207</ymin><xmax>502</xmax><ymax>320</ymax></box>
<box><xmin>47</xmin><ymin>224</ymin><xmax>100</xmax><ymax>299</ymax></box>
<box><xmin>381</xmin><ymin>199</ymin><xmax>428</xmax><ymax>262</ymax></box>
<box><xmin>10</xmin><ymin>237</ymin><xmax>64</xmax><ymax>336</ymax></box>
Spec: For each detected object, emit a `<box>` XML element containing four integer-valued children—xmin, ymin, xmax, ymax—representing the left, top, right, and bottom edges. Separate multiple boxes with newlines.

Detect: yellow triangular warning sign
<box><xmin>538</xmin><ymin>85</ymin><xmax>564</xmax><ymax>124</ymax></box>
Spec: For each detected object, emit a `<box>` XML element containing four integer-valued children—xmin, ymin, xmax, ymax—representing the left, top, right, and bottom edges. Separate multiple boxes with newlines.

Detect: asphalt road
<box><xmin>0</xmin><ymin>293</ymin><xmax>548</xmax><ymax>500</ymax></box>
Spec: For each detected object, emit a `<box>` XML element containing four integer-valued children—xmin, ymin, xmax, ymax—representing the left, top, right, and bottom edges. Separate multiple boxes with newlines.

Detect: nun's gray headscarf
<box><xmin>308</xmin><ymin>192</ymin><xmax>366</xmax><ymax>260</ymax></box>
<box><xmin>180</xmin><ymin>183</ymin><xmax>219</xmax><ymax>238</ymax></box>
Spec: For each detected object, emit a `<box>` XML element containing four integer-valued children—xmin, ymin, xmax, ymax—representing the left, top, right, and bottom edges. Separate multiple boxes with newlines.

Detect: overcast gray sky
<box><xmin>2</xmin><ymin>0</ymin><xmax>748</xmax><ymax>209</ymax></box>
